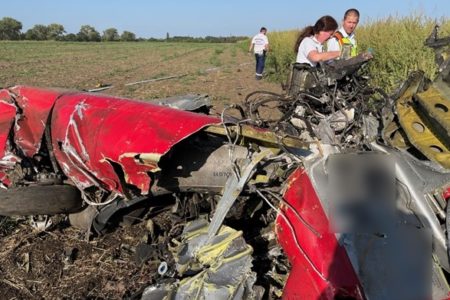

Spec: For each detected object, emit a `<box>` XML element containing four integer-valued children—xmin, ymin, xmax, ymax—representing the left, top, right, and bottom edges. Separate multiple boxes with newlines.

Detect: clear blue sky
<box><xmin>1</xmin><ymin>0</ymin><xmax>449</xmax><ymax>38</ymax></box>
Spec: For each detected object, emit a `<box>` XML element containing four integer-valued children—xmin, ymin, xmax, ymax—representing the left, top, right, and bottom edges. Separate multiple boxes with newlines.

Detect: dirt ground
<box><xmin>0</xmin><ymin>218</ymin><xmax>152</xmax><ymax>298</ymax></box>
<box><xmin>0</xmin><ymin>42</ymin><xmax>283</xmax><ymax>299</ymax></box>
<box><xmin>0</xmin><ymin>41</ymin><xmax>283</xmax><ymax>110</ymax></box>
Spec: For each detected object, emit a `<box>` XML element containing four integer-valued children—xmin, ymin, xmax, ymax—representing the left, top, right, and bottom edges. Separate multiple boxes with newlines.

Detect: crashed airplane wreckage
<box><xmin>0</xmin><ymin>28</ymin><xmax>450</xmax><ymax>299</ymax></box>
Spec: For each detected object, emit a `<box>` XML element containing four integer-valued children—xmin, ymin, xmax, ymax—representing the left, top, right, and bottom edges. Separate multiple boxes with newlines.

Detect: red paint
<box><xmin>0</xmin><ymin>86</ymin><xmax>220</xmax><ymax>194</ymax></box>
<box><xmin>0</xmin><ymin>98</ymin><xmax>17</xmax><ymax>158</ymax></box>
<box><xmin>444</xmin><ymin>187</ymin><xmax>450</xmax><ymax>201</ymax></box>
<box><xmin>49</xmin><ymin>91</ymin><xmax>220</xmax><ymax>195</ymax></box>
<box><xmin>0</xmin><ymin>86</ymin><xmax>371</xmax><ymax>297</ymax></box>
<box><xmin>9</xmin><ymin>86</ymin><xmax>63</xmax><ymax>157</ymax></box>
<box><xmin>277</xmin><ymin>168</ymin><xmax>364</xmax><ymax>299</ymax></box>
<box><xmin>0</xmin><ymin>90</ymin><xmax>19</xmax><ymax>186</ymax></box>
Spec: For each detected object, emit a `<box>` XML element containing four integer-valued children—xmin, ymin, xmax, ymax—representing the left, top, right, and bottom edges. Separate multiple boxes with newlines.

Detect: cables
<box><xmin>254</xmin><ymin>187</ymin><xmax>328</xmax><ymax>282</ymax></box>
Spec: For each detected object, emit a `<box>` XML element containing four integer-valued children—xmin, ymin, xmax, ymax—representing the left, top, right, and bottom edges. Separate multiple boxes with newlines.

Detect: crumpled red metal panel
<box><xmin>277</xmin><ymin>168</ymin><xmax>364</xmax><ymax>299</ymax></box>
<box><xmin>50</xmin><ymin>91</ymin><xmax>220</xmax><ymax>195</ymax></box>
<box><xmin>0</xmin><ymin>90</ymin><xmax>17</xmax><ymax>158</ymax></box>
<box><xmin>8</xmin><ymin>86</ymin><xmax>64</xmax><ymax>157</ymax></box>
<box><xmin>0</xmin><ymin>90</ymin><xmax>18</xmax><ymax>186</ymax></box>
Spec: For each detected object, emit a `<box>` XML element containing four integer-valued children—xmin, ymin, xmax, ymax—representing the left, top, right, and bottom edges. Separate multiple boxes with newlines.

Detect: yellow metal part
<box><xmin>383</xmin><ymin>121</ymin><xmax>409</xmax><ymax>149</ymax></box>
<box><xmin>415</xmin><ymin>85</ymin><xmax>450</xmax><ymax>135</ymax></box>
<box><xmin>396</xmin><ymin>81</ymin><xmax>450</xmax><ymax>168</ymax></box>
<box><xmin>172</xmin><ymin>222</ymin><xmax>253</xmax><ymax>274</ymax></box>
<box><xmin>169</xmin><ymin>220</ymin><xmax>255</xmax><ymax>298</ymax></box>
<box><xmin>396</xmin><ymin>104</ymin><xmax>450</xmax><ymax>168</ymax></box>
<box><xmin>205</xmin><ymin>124</ymin><xmax>309</xmax><ymax>150</ymax></box>
<box><xmin>442</xmin><ymin>51</ymin><xmax>449</xmax><ymax>63</ymax></box>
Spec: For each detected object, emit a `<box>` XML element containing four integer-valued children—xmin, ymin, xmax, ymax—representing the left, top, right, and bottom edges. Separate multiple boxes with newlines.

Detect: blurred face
<box><xmin>316</xmin><ymin>30</ymin><xmax>334</xmax><ymax>44</ymax></box>
<box><xmin>343</xmin><ymin>14</ymin><xmax>359</xmax><ymax>35</ymax></box>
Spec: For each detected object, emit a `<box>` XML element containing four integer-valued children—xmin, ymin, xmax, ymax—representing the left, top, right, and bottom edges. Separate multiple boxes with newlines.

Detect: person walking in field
<box><xmin>326</xmin><ymin>8</ymin><xmax>360</xmax><ymax>59</ymax></box>
<box><xmin>249</xmin><ymin>27</ymin><xmax>269</xmax><ymax>80</ymax></box>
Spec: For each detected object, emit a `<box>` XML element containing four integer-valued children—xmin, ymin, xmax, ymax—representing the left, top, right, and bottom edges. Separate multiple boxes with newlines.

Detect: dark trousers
<box><xmin>255</xmin><ymin>52</ymin><xmax>266</xmax><ymax>77</ymax></box>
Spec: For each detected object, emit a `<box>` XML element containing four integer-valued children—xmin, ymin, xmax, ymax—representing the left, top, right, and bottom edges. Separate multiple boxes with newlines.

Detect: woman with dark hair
<box><xmin>294</xmin><ymin>15</ymin><xmax>341</xmax><ymax>66</ymax></box>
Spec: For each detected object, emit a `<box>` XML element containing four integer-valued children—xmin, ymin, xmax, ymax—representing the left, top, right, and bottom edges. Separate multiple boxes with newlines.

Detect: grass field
<box><xmin>0</xmin><ymin>40</ymin><xmax>281</xmax><ymax>110</ymax></box>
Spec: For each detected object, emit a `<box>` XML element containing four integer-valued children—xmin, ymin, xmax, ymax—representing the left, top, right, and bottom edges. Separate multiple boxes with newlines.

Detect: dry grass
<box><xmin>0</xmin><ymin>220</ymin><xmax>156</xmax><ymax>299</ymax></box>
<box><xmin>0</xmin><ymin>41</ymin><xmax>281</xmax><ymax>108</ymax></box>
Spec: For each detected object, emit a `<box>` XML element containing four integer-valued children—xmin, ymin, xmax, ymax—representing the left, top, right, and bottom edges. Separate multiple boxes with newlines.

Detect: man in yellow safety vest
<box><xmin>327</xmin><ymin>8</ymin><xmax>360</xmax><ymax>59</ymax></box>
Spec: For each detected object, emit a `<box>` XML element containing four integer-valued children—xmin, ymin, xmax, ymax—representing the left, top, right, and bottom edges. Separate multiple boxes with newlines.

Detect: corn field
<box><xmin>264</xmin><ymin>14</ymin><xmax>450</xmax><ymax>92</ymax></box>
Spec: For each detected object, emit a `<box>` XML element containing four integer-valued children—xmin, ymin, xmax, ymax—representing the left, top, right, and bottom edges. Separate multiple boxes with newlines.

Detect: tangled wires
<box><xmin>237</xmin><ymin>62</ymin><xmax>390</xmax><ymax>150</ymax></box>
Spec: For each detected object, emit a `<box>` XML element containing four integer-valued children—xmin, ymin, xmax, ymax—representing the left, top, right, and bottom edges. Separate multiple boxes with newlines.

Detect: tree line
<box><xmin>0</xmin><ymin>17</ymin><xmax>247</xmax><ymax>43</ymax></box>
<box><xmin>0</xmin><ymin>17</ymin><xmax>137</xmax><ymax>41</ymax></box>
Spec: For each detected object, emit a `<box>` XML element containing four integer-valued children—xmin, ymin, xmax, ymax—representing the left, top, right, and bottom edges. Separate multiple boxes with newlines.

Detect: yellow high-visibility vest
<box><xmin>334</xmin><ymin>31</ymin><xmax>358</xmax><ymax>57</ymax></box>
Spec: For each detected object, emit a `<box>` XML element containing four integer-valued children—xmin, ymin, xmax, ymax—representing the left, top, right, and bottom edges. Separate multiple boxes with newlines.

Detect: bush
<box><xmin>265</xmin><ymin>14</ymin><xmax>450</xmax><ymax>92</ymax></box>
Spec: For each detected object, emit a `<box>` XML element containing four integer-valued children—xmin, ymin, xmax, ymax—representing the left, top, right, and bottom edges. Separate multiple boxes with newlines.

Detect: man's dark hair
<box><xmin>260</xmin><ymin>27</ymin><xmax>267</xmax><ymax>32</ymax></box>
<box><xmin>344</xmin><ymin>8</ymin><xmax>360</xmax><ymax>19</ymax></box>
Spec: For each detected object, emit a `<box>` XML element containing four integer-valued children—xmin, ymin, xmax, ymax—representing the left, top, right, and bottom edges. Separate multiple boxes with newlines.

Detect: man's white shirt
<box><xmin>252</xmin><ymin>33</ymin><xmax>269</xmax><ymax>54</ymax></box>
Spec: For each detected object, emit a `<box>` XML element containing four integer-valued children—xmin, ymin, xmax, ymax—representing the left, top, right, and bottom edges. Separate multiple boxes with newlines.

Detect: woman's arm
<box><xmin>307</xmin><ymin>50</ymin><xmax>340</xmax><ymax>63</ymax></box>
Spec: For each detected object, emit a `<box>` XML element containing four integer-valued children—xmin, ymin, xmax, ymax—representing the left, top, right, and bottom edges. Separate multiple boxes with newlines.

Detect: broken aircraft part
<box><xmin>0</xmin><ymin>27</ymin><xmax>450</xmax><ymax>299</ymax></box>
<box><xmin>142</xmin><ymin>219</ymin><xmax>259</xmax><ymax>300</ymax></box>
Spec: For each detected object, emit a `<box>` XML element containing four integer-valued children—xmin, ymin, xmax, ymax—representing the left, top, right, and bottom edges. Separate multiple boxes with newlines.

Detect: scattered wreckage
<box><xmin>0</xmin><ymin>28</ymin><xmax>450</xmax><ymax>299</ymax></box>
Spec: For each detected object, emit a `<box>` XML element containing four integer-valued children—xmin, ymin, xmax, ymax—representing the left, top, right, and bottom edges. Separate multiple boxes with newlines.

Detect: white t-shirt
<box><xmin>296</xmin><ymin>36</ymin><xmax>322</xmax><ymax>66</ymax></box>
<box><xmin>326</xmin><ymin>28</ymin><xmax>356</xmax><ymax>51</ymax></box>
<box><xmin>251</xmin><ymin>33</ymin><xmax>269</xmax><ymax>54</ymax></box>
